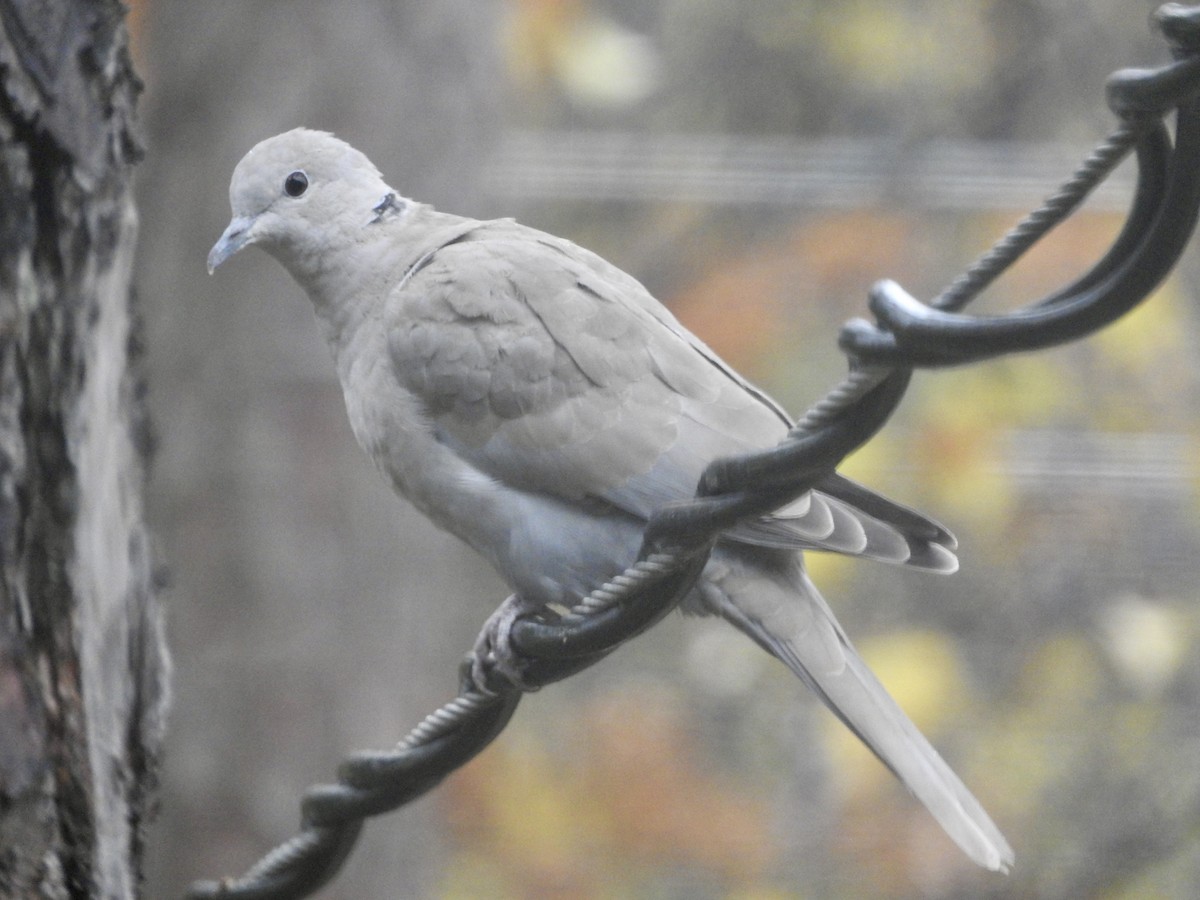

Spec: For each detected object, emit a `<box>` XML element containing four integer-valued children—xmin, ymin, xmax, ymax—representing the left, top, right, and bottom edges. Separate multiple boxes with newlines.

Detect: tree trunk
<box><xmin>0</xmin><ymin>2</ymin><xmax>168</xmax><ymax>897</ymax></box>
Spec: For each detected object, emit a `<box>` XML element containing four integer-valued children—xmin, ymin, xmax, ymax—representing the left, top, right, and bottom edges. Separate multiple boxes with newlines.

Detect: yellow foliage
<box><xmin>1018</xmin><ymin>634</ymin><xmax>1103</xmax><ymax>710</ymax></box>
<box><xmin>439</xmin><ymin>688</ymin><xmax>777</xmax><ymax>895</ymax></box>
<box><xmin>917</xmin><ymin>355</ymin><xmax>1076</xmax><ymax>434</ymax></box>
<box><xmin>504</xmin><ymin>0</ymin><xmax>659</xmax><ymax>107</ymax></box>
<box><xmin>1093</xmin><ymin>279</ymin><xmax>1186</xmax><ymax>374</ymax></box>
<box><xmin>903</xmin><ymin>355</ymin><xmax>1085</xmax><ymax>532</ymax></box>
<box><xmin>725</xmin><ymin>887</ymin><xmax>806</xmax><ymax>900</ymax></box>
<box><xmin>484</xmin><ymin>734</ymin><xmax>602</xmax><ymax>870</ymax></box>
<box><xmin>438</xmin><ymin>850</ymin><xmax>522</xmax><ymax>900</ymax></box>
<box><xmin>836</xmin><ymin>428</ymin><xmax>902</xmax><ymax>485</ymax></box>
<box><xmin>442</xmin><ymin>730</ymin><xmax>611</xmax><ymax>892</ymax></box>
<box><xmin>1099</xmin><ymin>596</ymin><xmax>1191</xmax><ymax>697</ymax></box>
<box><xmin>981</xmin><ymin>636</ymin><xmax>1104</xmax><ymax>816</ymax></box>
<box><xmin>815</xmin><ymin>3</ymin><xmax>992</xmax><ymax>97</ymax></box>
<box><xmin>504</xmin><ymin>0</ymin><xmax>577</xmax><ymax>88</ymax></box>
<box><xmin>1110</xmin><ymin>702</ymin><xmax>1163</xmax><ymax>772</ymax></box>
<box><xmin>801</xmin><ymin>548</ymin><xmax>854</xmax><ymax>594</ymax></box>
<box><xmin>909</xmin><ymin>418</ymin><xmax>1013</xmax><ymax>535</ymax></box>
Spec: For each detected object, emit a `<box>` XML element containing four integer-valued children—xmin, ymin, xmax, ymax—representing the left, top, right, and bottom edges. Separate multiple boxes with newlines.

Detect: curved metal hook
<box><xmin>840</xmin><ymin>42</ymin><xmax>1200</xmax><ymax>368</ymax></box>
<box><xmin>840</xmin><ymin>124</ymin><xmax>1171</xmax><ymax>366</ymax></box>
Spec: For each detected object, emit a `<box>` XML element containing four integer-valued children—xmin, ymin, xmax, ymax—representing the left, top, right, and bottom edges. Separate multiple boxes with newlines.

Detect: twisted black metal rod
<box><xmin>933</xmin><ymin>124</ymin><xmax>1153</xmax><ymax>314</ymax></box>
<box><xmin>840</xmin><ymin>22</ymin><xmax>1200</xmax><ymax>367</ymax></box>
<box><xmin>187</xmin><ymin>6</ymin><xmax>1200</xmax><ymax>898</ymax></box>
<box><xmin>838</xmin><ymin>121</ymin><xmax>1161</xmax><ymax>366</ymax></box>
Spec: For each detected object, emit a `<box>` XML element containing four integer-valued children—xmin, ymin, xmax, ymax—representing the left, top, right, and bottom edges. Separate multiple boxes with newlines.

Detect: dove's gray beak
<box><xmin>207</xmin><ymin>215</ymin><xmax>257</xmax><ymax>274</ymax></box>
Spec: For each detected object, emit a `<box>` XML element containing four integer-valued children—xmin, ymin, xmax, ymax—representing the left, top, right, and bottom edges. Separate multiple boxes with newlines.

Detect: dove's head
<box><xmin>208</xmin><ymin>128</ymin><xmax>393</xmax><ymax>275</ymax></box>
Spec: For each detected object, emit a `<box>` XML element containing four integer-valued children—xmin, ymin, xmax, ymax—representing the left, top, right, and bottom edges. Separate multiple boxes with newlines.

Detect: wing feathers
<box><xmin>387</xmin><ymin>218</ymin><xmax>955</xmax><ymax>572</ymax></box>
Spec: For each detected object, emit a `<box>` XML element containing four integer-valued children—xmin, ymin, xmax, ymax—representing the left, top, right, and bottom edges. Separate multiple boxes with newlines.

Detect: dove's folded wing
<box><xmin>387</xmin><ymin>221</ymin><xmax>953</xmax><ymax>566</ymax></box>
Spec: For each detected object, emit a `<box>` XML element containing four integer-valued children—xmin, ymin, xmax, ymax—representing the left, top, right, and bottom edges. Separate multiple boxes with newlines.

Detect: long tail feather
<box><xmin>702</xmin><ymin>560</ymin><xmax>1013</xmax><ymax>873</ymax></box>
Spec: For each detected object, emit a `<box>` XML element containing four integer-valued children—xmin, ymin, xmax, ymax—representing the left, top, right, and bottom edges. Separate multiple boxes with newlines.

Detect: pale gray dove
<box><xmin>209</xmin><ymin>128</ymin><xmax>1013</xmax><ymax>873</ymax></box>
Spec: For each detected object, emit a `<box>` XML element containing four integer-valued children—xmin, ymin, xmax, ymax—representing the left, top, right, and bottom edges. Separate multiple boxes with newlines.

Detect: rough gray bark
<box><xmin>0</xmin><ymin>2</ymin><xmax>169</xmax><ymax>897</ymax></box>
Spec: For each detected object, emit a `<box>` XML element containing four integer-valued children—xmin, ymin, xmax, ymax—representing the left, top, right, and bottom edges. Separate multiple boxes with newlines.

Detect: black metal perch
<box><xmin>188</xmin><ymin>5</ymin><xmax>1200</xmax><ymax>898</ymax></box>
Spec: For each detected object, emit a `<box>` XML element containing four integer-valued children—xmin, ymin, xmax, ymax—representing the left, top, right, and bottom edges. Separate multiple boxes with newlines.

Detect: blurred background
<box><xmin>131</xmin><ymin>1</ymin><xmax>1200</xmax><ymax>897</ymax></box>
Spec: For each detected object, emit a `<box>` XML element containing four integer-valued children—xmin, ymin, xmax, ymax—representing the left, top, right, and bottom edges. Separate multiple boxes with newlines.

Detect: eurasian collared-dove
<box><xmin>209</xmin><ymin>128</ymin><xmax>1013</xmax><ymax>873</ymax></box>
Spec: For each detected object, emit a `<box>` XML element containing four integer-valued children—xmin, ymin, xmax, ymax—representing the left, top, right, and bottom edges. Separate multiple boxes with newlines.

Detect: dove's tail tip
<box><xmin>707</xmin><ymin>562</ymin><xmax>1014</xmax><ymax>873</ymax></box>
<box><xmin>955</xmin><ymin>817</ymin><xmax>1015</xmax><ymax>873</ymax></box>
<box><xmin>865</xmin><ymin>727</ymin><xmax>1014</xmax><ymax>873</ymax></box>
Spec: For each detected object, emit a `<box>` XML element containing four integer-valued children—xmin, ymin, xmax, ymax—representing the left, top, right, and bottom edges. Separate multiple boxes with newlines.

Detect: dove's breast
<box><xmin>336</xmin><ymin>323</ymin><xmax>493</xmax><ymax>524</ymax></box>
<box><xmin>330</xmin><ymin>315</ymin><xmax>648</xmax><ymax>603</ymax></box>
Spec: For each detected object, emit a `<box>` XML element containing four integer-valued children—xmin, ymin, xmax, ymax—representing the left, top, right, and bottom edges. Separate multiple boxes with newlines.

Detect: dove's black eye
<box><xmin>283</xmin><ymin>171</ymin><xmax>308</xmax><ymax>197</ymax></box>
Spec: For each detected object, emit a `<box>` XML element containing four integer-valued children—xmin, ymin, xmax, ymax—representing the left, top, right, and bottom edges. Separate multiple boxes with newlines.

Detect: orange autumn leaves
<box><xmin>440</xmin><ymin>690</ymin><xmax>776</xmax><ymax>898</ymax></box>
